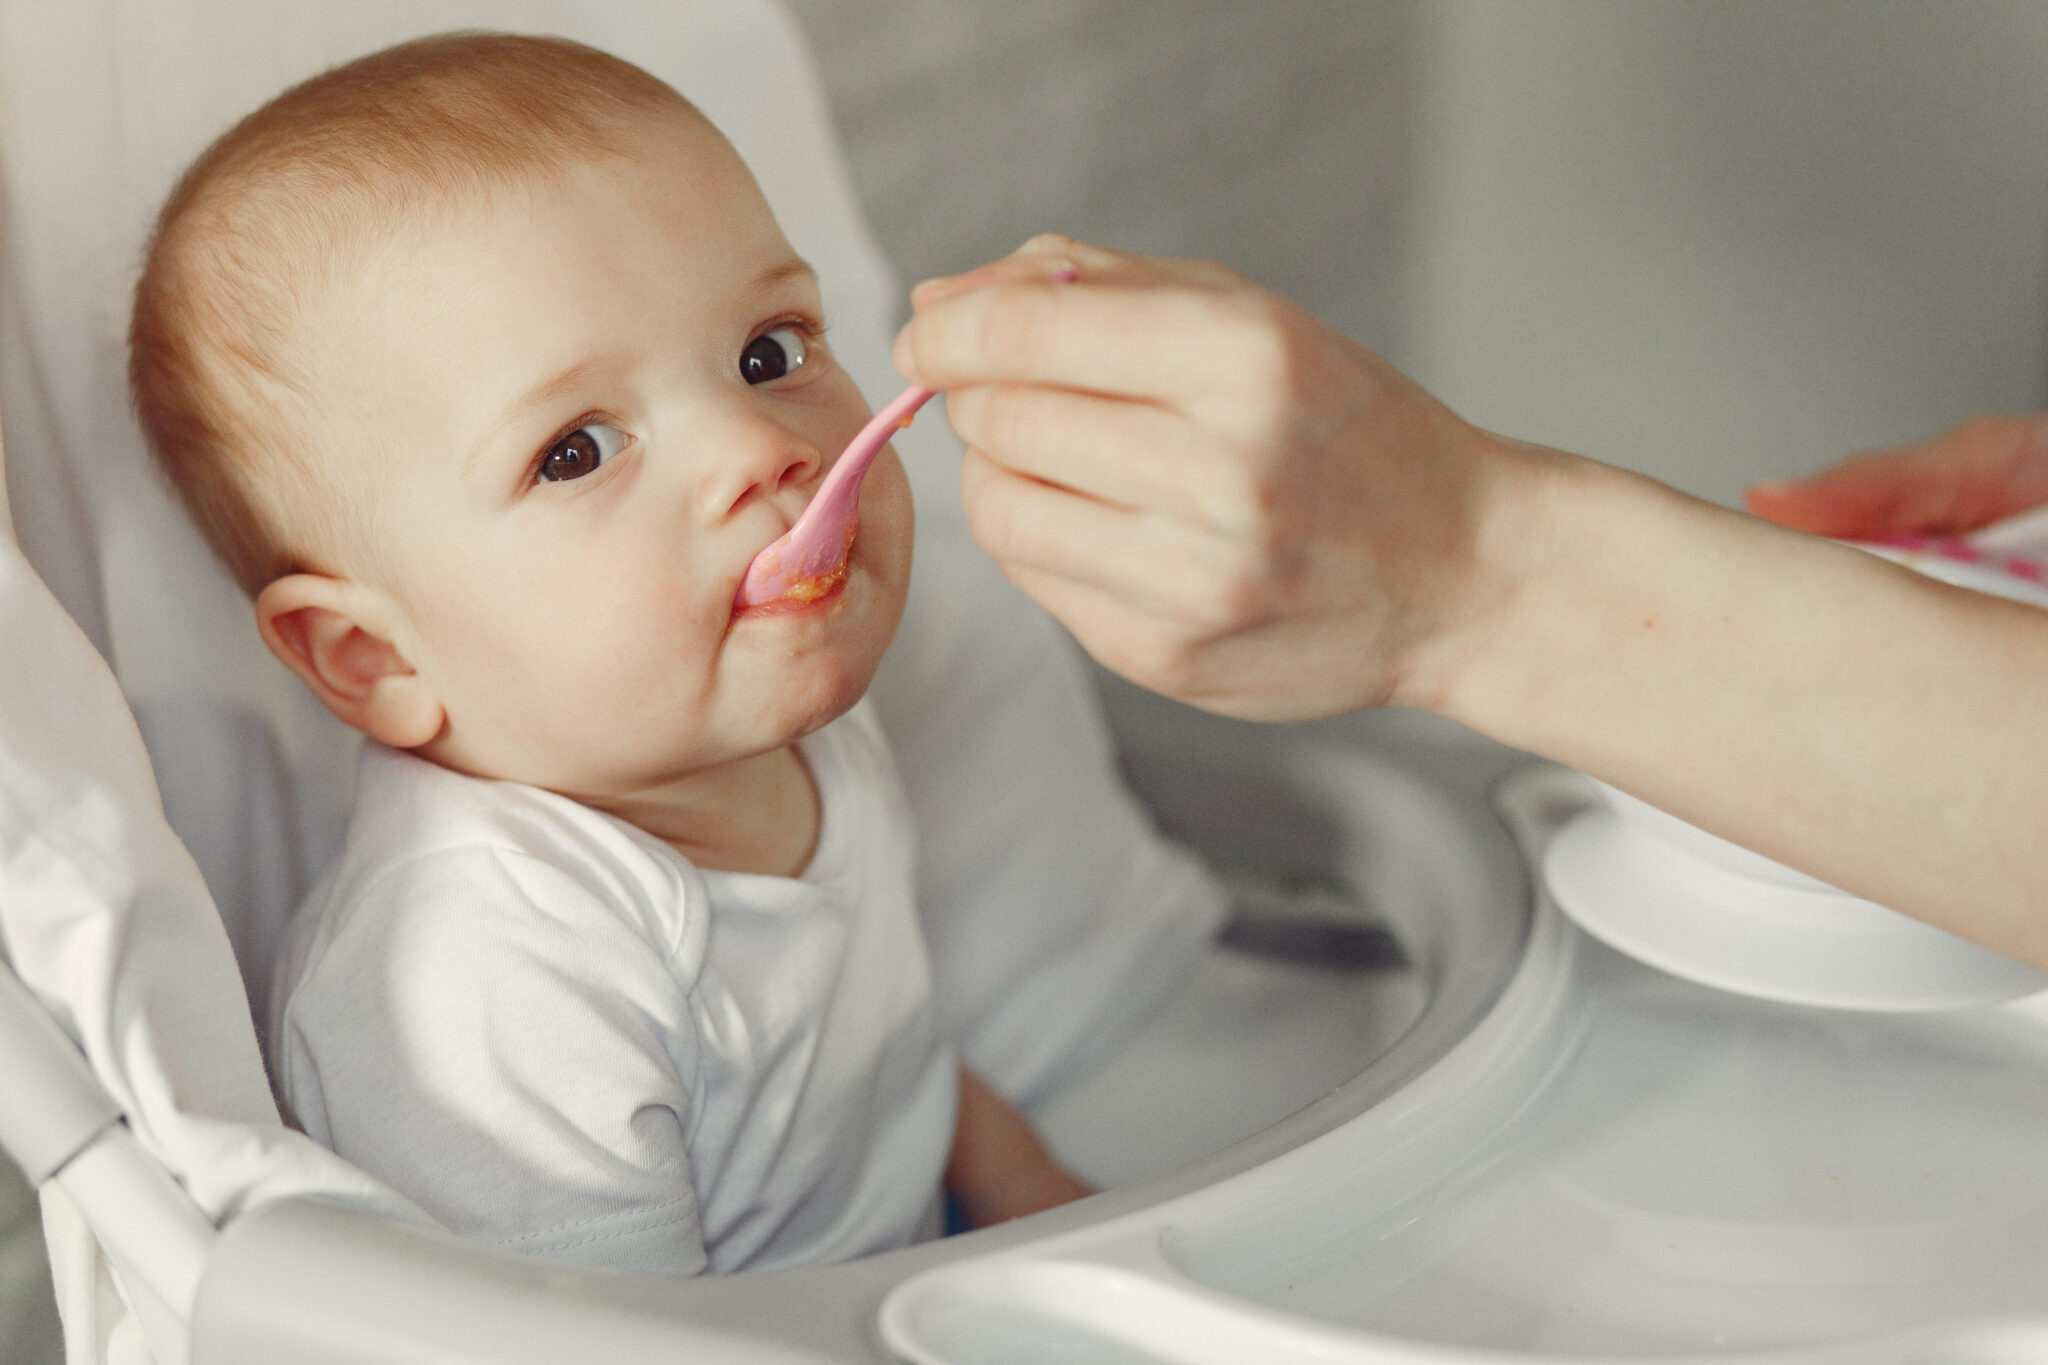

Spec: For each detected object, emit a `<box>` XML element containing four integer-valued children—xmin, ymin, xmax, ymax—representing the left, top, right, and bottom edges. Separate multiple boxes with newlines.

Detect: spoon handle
<box><xmin>733</xmin><ymin>386</ymin><xmax>934</xmax><ymax>607</ymax></box>
<box><xmin>784</xmin><ymin>386</ymin><xmax>933</xmax><ymax>564</ymax></box>
<box><xmin>807</xmin><ymin>386</ymin><xmax>935</xmax><ymax>524</ymax></box>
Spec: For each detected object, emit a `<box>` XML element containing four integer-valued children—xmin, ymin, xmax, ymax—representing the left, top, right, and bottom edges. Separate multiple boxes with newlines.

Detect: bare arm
<box><xmin>1440</xmin><ymin>444</ymin><xmax>2048</xmax><ymax>970</ymax></box>
<box><xmin>945</xmin><ymin>1067</ymin><xmax>1090</xmax><ymax>1228</ymax></box>
<box><xmin>896</xmin><ymin>236</ymin><xmax>2048</xmax><ymax>971</ymax></box>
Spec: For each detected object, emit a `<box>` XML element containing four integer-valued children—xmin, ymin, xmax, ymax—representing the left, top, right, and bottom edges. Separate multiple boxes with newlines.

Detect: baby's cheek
<box><xmin>477</xmin><ymin>583</ymin><xmax>664</xmax><ymax>710</ymax></box>
<box><xmin>862</xmin><ymin>459</ymin><xmax>915</xmax><ymax>586</ymax></box>
<box><xmin>599</xmin><ymin>588</ymin><xmax>722</xmax><ymax>681</ymax></box>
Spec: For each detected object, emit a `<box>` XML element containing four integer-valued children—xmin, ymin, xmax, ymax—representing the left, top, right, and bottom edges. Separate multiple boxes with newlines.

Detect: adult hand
<box><xmin>896</xmin><ymin>240</ymin><xmax>2048</xmax><ymax>969</ymax></box>
<box><xmin>1745</xmin><ymin>413</ymin><xmax>2048</xmax><ymax>538</ymax></box>
<box><xmin>893</xmin><ymin>234</ymin><xmax>1518</xmax><ymax>722</ymax></box>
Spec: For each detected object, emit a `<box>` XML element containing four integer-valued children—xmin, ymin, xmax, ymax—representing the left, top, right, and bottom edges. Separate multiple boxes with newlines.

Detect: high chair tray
<box><xmin>194</xmin><ymin>756</ymin><xmax>2048</xmax><ymax>1365</ymax></box>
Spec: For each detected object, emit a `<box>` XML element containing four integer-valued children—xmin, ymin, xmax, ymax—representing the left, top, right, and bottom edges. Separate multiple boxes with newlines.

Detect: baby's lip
<box><xmin>732</xmin><ymin>519</ymin><xmax>858</xmax><ymax>614</ymax></box>
<box><xmin>728</xmin><ymin>525</ymin><xmax>857</xmax><ymax>619</ymax></box>
<box><xmin>728</xmin><ymin>571</ymin><xmax>849</xmax><ymax>621</ymax></box>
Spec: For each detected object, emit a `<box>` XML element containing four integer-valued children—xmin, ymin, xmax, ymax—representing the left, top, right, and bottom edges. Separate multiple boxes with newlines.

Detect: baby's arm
<box><xmin>945</xmin><ymin>1067</ymin><xmax>1091</xmax><ymax>1228</ymax></box>
<box><xmin>275</xmin><ymin>846</ymin><xmax>712</xmax><ymax>1275</ymax></box>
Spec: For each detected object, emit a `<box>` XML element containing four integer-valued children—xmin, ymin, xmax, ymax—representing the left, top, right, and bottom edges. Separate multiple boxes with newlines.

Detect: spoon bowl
<box><xmin>735</xmin><ymin>385</ymin><xmax>934</xmax><ymax>608</ymax></box>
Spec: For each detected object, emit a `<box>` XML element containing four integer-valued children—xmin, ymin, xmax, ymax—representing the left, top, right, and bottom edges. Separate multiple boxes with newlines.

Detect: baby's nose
<box><xmin>701</xmin><ymin>418</ymin><xmax>822</xmax><ymax>522</ymax></box>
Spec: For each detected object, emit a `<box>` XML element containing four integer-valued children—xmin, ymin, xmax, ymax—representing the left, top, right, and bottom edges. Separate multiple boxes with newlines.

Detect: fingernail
<box><xmin>909</xmin><ymin>275</ymin><xmax>953</xmax><ymax>306</ymax></box>
<box><xmin>1044</xmin><ymin>261</ymin><xmax>1078</xmax><ymax>283</ymax></box>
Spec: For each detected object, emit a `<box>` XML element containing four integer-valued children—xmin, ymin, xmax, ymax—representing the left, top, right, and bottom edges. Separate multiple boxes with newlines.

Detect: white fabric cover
<box><xmin>0</xmin><ymin>1</ymin><xmax>1223</xmax><ymax>1360</ymax></box>
<box><xmin>0</xmin><ymin>502</ymin><xmax>427</xmax><ymax>1365</ymax></box>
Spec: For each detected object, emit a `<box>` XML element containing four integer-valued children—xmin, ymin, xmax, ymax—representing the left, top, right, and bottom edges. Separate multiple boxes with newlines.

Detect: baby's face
<box><xmin>295</xmin><ymin>117</ymin><xmax>911</xmax><ymax>800</ymax></box>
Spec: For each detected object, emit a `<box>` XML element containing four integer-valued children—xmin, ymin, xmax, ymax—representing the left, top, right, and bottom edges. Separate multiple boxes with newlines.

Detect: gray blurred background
<box><xmin>8</xmin><ymin>3</ymin><xmax>2048</xmax><ymax>1358</ymax></box>
<box><xmin>786</xmin><ymin>0</ymin><xmax>2048</xmax><ymax>505</ymax></box>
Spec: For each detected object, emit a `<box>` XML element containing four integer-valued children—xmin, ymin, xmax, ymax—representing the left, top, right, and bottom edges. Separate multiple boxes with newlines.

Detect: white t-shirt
<box><xmin>266</xmin><ymin>703</ymin><xmax>956</xmax><ymax>1276</ymax></box>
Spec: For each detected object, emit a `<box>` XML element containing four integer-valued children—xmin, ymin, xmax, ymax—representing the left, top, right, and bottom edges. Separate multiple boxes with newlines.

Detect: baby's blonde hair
<box><xmin>130</xmin><ymin>31</ymin><xmax>706</xmax><ymax>594</ymax></box>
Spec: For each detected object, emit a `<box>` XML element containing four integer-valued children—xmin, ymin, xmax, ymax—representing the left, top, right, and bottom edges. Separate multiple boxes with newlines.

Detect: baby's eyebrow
<box><xmin>466</xmin><ymin>356</ymin><xmax>609</xmax><ymax>476</ymax></box>
<box><xmin>753</xmin><ymin>258</ymin><xmax>816</xmax><ymax>293</ymax></box>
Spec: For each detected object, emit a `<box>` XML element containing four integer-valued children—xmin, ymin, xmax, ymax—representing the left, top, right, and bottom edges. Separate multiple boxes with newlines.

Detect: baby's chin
<box><xmin>423</xmin><ymin>680</ymin><xmax>867</xmax><ymax>799</ymax></box>
<box><xmin>741</xmin><ymin>641</ymin><xmax>887</xmax><ymax>746</ymax></box>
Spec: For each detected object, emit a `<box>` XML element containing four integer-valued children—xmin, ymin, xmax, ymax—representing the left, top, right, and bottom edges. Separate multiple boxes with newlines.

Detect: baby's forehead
<box><xmin>318</xmin><ymin>106</ymin><xmax>750</xmax><ymax>273</ymax></box>
<box><xmin>278</xmin><ymin>111</ymin><xmax>744</xmax><ymax>338</ymax></box>
<box><xmin>276</xmin><ymin>118</ymin><xmax>796</xmax><ymax>460</ymax></box>
<box><xmin>131</xmin><ymin>33</ymin><xmax>754</xmax><ymax>592</ymax></box>
<box><xmin>314</xmin><ymin>101</ymin><xmax>729</xmax><ymax>244</ymax></box>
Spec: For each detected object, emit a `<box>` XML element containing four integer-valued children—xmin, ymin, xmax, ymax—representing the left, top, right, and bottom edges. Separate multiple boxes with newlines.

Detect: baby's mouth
<box><xmin>732</xmin><ymin>520</ymin><xmax>857</xmax><ymax>615</ymax></box>
<box><xmin>735</xmin><ymin>388</ymin><xmax>924</xmax><ymax>609</ymax></box>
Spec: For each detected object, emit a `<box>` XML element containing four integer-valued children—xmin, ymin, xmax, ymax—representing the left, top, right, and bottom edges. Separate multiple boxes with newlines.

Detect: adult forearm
<box><xmin>896</xmin><ymin>236</ymin><xmax>2048</xmax><ymax>967</ymax></box>
<box><xmin>1429</xmin><ymin>442</ymin><xmax>2048</xmax><ymax>969</ymax></box>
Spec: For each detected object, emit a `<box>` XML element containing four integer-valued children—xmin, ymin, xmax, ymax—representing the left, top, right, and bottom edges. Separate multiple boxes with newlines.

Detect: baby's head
<box><xmin>132</xmin><ymin>33</ymin><xmax>911</xmax><ymax>806</ymax></box>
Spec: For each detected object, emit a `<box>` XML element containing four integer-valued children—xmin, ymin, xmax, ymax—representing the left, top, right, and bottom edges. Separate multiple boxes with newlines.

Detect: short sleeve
<box><xmin>275</xmin><ymin>844</ymin><xmax>711</xmax><ymax>1276</ymax></box>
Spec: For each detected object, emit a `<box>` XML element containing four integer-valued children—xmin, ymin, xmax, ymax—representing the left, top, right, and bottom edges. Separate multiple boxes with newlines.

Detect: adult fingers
<box><xmin>895</xmin><ymin>274</ymin><xmax>1272</xmax><ymax>408</ymax></box>
<box><xmin>1747</xmin><ymin>416</ymin><xmax>2048</xmax><ymax>537</ymax></box>
<box><xmin>998</xmin><ymin>561</ymin><xmax>1365</xmax><ymax>723</ymax></box>
<box><xmin>996</xmin><ymin>562</ymin><xmax>1212</xmax><ymax>693</ymax></box>
<box><xmin>909</xmin><ymin>233</ymin><xmax>1237</xmax><ymax>310</ymax></box>
<box><xmin>909</xmin><ymin>235</ymin><xmax>1128</xmax><ymax>309</ymax></box>
<box><xmin>959</xmin><ymin>447</ymin><xmax>1262</xmax><ymax>629</ymax></box>
<box><xmin>1745</xmin><ymin>448</ymin><xmax>1940</xmax><ymax>536</ymax></box>
<box><xmin>945</xmin><ymin>383</ymin><xmax>1226</xmax><ymax>528</ymax></box>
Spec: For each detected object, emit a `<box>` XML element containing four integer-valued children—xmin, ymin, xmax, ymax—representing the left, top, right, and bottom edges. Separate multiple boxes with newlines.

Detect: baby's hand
<box><xmin>1746</xmin><ymin>413</ymin><xmax>2048</xmax><ymax>539</ymax></box>
<box><xmin>945</xmin><ymin>1068</ymin><xmax>1092</xmax><ymax>1228</ymax></box>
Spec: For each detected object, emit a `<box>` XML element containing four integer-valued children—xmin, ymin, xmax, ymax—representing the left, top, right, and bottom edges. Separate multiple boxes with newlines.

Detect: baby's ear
<box><xmin>255</xmin><ymin>574</ymin><xmax>444</xmax><ymax>749</ymax></box>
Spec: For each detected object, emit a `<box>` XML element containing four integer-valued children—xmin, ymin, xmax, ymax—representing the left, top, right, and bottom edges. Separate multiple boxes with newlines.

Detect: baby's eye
<box><xmin>538</xmin><ymin>421</ymin><xmax>627</xmax><ymax>482</ymax></box>
<box><xmin>740</xmin><ymin>327</ymin><xmax>808</xmax><ymax>385</ymax></box>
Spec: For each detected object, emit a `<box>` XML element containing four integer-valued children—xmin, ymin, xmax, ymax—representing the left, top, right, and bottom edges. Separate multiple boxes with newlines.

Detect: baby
<box><xmin>129</xmin><ymin>31</ymin><xmax>1084</xmax><ymax>1274</ymax></box>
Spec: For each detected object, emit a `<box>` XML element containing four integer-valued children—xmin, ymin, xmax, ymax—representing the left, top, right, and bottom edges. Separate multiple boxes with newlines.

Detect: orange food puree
<box><xmin>782</xmin><ymin>560</ymin><xmax>847</xmax><ymax>604</ymax></box>
<box><xmin>769</xmin><ymin>520</ymin><xmax>857</xmax><ymax>606</ymax></box>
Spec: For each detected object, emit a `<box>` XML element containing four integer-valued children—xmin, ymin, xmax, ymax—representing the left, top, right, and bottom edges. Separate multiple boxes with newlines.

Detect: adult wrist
<box><xmin>1389</xmin><ymin>431</ymin><xmax>1594</xmax><ymax>728</ymax></box>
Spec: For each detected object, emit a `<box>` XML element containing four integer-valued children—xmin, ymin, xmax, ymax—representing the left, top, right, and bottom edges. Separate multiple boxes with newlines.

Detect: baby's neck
<box><xmin>588</xmin><ymin>743</ymin><xmax>821</xmax><ymax>878</ymax></box>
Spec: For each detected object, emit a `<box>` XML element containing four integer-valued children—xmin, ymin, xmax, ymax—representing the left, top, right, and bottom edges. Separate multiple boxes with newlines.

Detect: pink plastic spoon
<box><xmin>735</xmin><ymin>385</ymin><xmax>935</xmax><ymax>609</ymax></box>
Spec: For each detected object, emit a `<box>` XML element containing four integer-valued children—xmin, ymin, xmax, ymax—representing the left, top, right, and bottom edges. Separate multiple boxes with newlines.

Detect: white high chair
<box><xmin>0</xmin><ymin>4</ymin><xmax>1469</xmax><ymax>1362</ymax></box>
<box><xmin>21</xmin><ymin>7</ymin><xmax>2048</xmax><ymax>1363</ymax></box>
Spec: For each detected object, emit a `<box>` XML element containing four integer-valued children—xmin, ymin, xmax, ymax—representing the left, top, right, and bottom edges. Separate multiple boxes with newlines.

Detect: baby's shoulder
<box><xmin>309</xmin><ymin>744</ymin><xmax>708</xmax><ymax>971</ymax></box>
